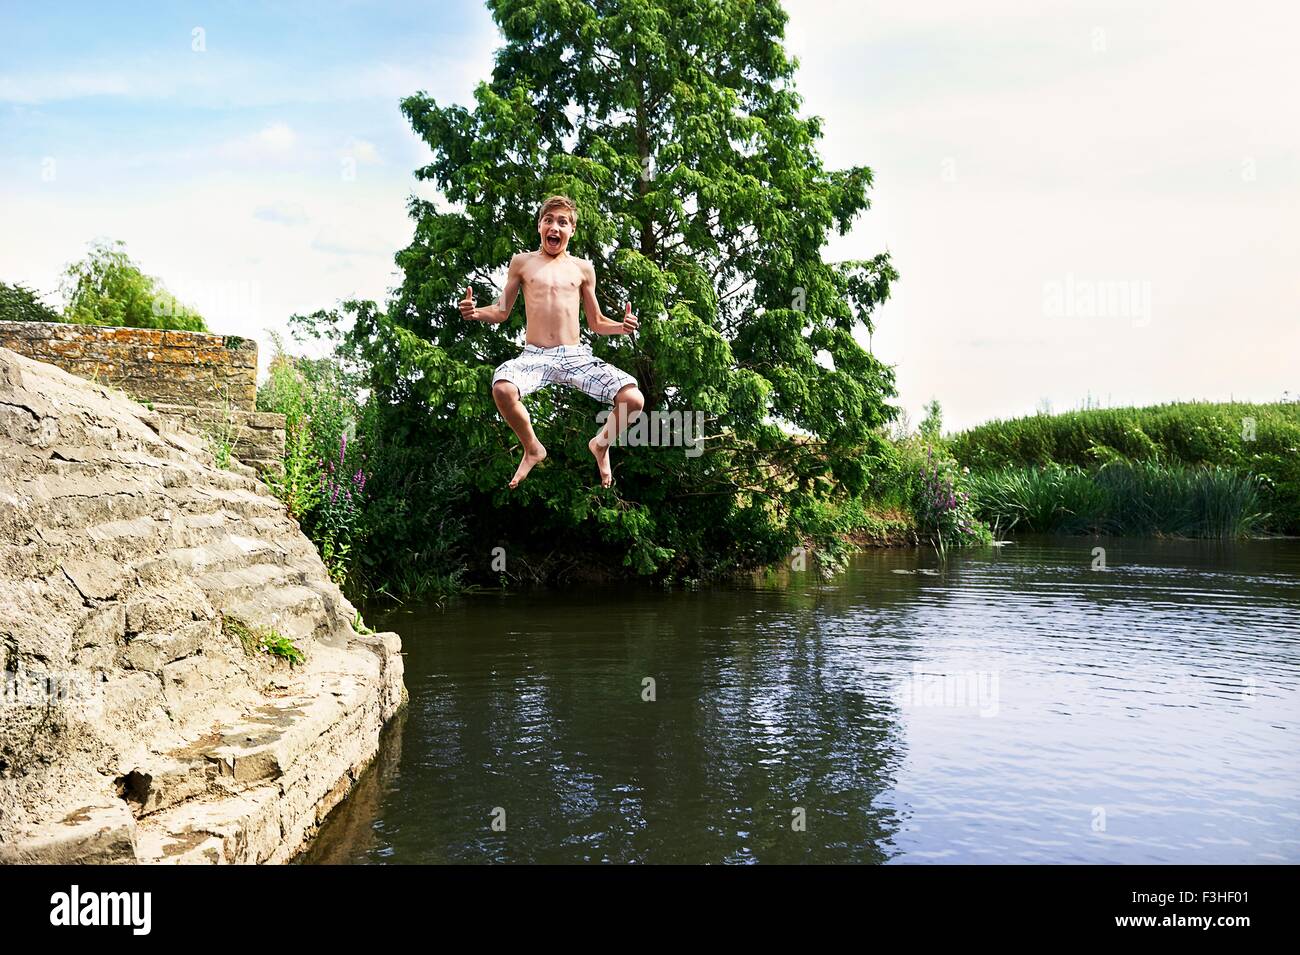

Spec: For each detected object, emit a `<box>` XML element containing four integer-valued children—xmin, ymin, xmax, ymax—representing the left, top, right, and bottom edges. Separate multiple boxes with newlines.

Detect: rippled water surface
<box><xmin>304</xmin><ymin>538</ymin><xmax>1300</xmax><ymax>864</ymax></box>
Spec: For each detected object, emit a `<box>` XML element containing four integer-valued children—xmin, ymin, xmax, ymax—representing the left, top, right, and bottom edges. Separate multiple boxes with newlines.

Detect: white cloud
<box><xmin>254</xmin><ymin>201</ymin><xmax>310</xmax><ymax>226</ymax></box>
<box><xmin>219</xmin><ymin>122</ymin><xmax>298</xmax><ymax>161</ymax></box>
<box><xmin>0</xmin><ymin>49</ymin><xmax>495</xmax><ymax>109</ymax></box>
<box><xmin>311</xmin><ymin>223</ymin><xmax>392</xmax><ymax>257</ymax></box>
<box><xmin>345</xmin><ymin>137</ymin><xmax>382</xmax><ymax>165</ymax></box>
<box><xmin>0</xmin><ymin>70</ymin><xmax>133</xmax><ymax>103</ymax></box>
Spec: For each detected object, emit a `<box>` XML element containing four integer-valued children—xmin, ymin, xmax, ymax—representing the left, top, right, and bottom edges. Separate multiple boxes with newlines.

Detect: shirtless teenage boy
<box><xmin>459</xmin><ymin>195</ymin><xmax>645</xmax><ymax>489</ymax></box>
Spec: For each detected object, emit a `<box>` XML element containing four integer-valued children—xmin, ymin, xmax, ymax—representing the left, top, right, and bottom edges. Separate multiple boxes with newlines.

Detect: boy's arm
<box><xmin>581</xmin><ymin>260</ymin><xmax>639</xmax><ymax>335</ymax></box>
<box><xmin>460</xmin><ymin>255</ymin><xmax>523</xmax><ymax>324</ymax></box>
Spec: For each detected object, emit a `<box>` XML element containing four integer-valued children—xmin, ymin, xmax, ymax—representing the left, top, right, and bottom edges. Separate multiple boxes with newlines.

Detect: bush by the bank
<box><xmin>950</xmin><ymin>402</ymin><xmax>1300</xmax><ymax>531</ymax></box>
<box><xmin>257</xmin><ymin>337</ymin><xmax>469</xmax><ymax>601</ymax></box>
<box><xmin>860</xmin><ymin>428</ymin><xmax>992</xmax><ymax>551</ymax></box>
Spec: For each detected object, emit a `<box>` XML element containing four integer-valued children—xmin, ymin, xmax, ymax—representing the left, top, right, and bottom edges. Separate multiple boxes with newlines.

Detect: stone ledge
<box><xmin>0</xmin><ymin>320</ymin><xmax>259</xmax><ymax>412</ymax></box>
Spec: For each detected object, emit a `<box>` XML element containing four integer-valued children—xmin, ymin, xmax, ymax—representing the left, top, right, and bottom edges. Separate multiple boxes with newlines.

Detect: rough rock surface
<box><xmin>0</xmin><ymin>347</ymin><xmax>404</xmax><ymax>864</ymax></box>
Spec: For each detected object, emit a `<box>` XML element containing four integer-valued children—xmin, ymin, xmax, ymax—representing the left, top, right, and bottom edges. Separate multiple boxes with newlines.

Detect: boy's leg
<box><xmin>492</xmin><ymin>380</ymin><xmax>547</xmax><ymax>488</ymax></box>
<box><xmin>588</xmin><ymin>382</ymin><xmax>645</xmax><ymax>488</ymax></box>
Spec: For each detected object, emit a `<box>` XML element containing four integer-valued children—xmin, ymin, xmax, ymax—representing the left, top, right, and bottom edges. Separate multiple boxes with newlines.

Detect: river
<box><xmin>302</xmin><ymin>537</ymin><xmax>1300</xmax><ymax>864</ymax></box>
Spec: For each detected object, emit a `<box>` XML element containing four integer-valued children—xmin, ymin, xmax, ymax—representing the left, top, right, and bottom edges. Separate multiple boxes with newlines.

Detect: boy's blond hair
<box><xmin>538</xmin><ymin>195</ymin><xmax>578</xmax><ymax>224</ymax></box>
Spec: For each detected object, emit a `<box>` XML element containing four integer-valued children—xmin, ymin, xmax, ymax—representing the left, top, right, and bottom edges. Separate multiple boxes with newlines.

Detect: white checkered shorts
<box><xmin>492</xmin><ymin>343</ymin><xmax>637</xmax><ymax>405</ymax></box>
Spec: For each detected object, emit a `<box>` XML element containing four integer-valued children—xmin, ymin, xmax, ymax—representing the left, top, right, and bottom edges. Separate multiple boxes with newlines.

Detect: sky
<box><xmin>1</xmin><ymin>0</ymin><xmax>1296</xmax><ymax>431</ymax></box>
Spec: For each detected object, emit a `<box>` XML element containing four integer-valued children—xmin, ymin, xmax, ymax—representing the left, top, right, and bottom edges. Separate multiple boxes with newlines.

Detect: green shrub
<box><xmin>918</xmin><ymin>399</ymin><xmax>944</xmax><ymax>442</ymax></box>
<box><xmin>258</xmin><ymin>343</ymin><xmax>327</xmax><ymax>517</ymax></box>
<box><xmin>866</xmin><ymin>434</ymin><xmax>933</xmax><ymax>513</ymax></box>
<box><xmin>201</xmin><ymin>397</ymin><xmax>239</xmax><ymax>471</ymax></box>
<box><xmin>257</xmin><ymin>334</ymin><xmax>471</xmax><ymax>599</ymax></box>
<box><xmin>259</xmin><ymin>630</ymin><xmax>306</xmax><ymax>666</ymax></box>
<box><xmin>909</xmin><ymin>445</ymin><xmax>993</xmax><ymax>553</ymax></box>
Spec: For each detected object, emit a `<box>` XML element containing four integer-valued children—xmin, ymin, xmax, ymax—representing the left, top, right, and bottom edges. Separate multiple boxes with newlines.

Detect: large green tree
<box><xmin>332</xmin><ymin>0</ymin><xmax>898</xmax><ymax>580</ymax></box>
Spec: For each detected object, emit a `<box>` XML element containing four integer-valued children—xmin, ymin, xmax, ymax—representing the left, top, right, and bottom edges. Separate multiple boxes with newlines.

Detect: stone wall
<box><xmin>0</xmin><ymin>321</ymin><xmax>257</xmax><ymax>409</ymax></box>
<box><xmin>0</xmin><ymin>321</ymin><xmax>282</xmax><ymax>473</ymax></box>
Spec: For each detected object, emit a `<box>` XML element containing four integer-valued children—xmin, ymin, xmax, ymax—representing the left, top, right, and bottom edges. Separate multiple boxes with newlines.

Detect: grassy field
<box><xmin>949</xmin><ymin>401</ymin><xmax>1299</xmax><ymax>534</ymax></box>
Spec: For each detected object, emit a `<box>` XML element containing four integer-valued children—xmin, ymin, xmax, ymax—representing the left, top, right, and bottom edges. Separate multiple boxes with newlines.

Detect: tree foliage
<box><xmin>0</xmin><ymin>281</ymin><xmax>61</xmax><ymax>323</ymax></box>
<box><xmin>61</xmin><ymin>240</ymin><xmax>207</xmax><ymax>332</ymax></box>
<box><xmin>308</xmin><ymin>0</ymin><xmax>899</xmax><ymax>582</ymax></box>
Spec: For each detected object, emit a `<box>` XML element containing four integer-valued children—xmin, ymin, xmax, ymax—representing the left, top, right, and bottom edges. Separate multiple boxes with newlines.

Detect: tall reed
<box><xmin>965</xmin><ymin>461</ymin><xmax>1266</xmax><ymax>538</ymax></box>
<box><xmin>949</xmin><ymin>401</ymin><xmax>1299</xmax><ymax>531</ymax></box>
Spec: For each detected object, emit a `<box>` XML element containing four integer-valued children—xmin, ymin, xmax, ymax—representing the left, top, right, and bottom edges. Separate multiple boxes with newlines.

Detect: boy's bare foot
<box><xmin>509</xmin><ymin>443</ymin><xmax>547</xmax><ymax>488</ymax></box>
<box><xmin>588</xmin><ymin>435</ymin><xmax>613</xmax><ymax>488</ymax></box>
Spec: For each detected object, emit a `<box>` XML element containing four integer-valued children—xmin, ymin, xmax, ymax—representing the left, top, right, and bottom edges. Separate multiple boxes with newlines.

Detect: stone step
<box><xmin>120</xmin><ymin>619</ymin><xmax>220</xmax><ymax>673</ymax></box>
<box><xmin>11</xmin><ymin>476</ymin><xmax>283</xmax><ymax>549</ymax></box>
<box><xmin>28</xmin><ymin>510</ymin><xmax>294</xmax><ymax>577</ymax></box>
<box><xmin>195</xmin><ymin>560</ymin><xmax>315</xmax><ymax>606</ymax></box>
<box><xmin>169</xmin><ymin>484</ymin><xmax>285</xmax><ymax>521</ymax></box>
<box><xmin>168</xmin><ymin>535</ymin><xmax>286</xmax><ymax>576</ymax></box>
<box><xmin>196</xmin><ymin>561</ymin><xmax>330</xmax><ymax>645</ymax></box>
<box><xmin>221</xmin><ymin>587</ymin><xmax>330</xmax><ymax>645</ymax></box>
<box><xmin>132</xmin><ymin>644</ymin><xmax>390</xmax><ymax>862</ymax></box>
<box><xmin>0</xmin><ymin>802</ymin><xmax>139</xmax><ymax>864</ymax></box>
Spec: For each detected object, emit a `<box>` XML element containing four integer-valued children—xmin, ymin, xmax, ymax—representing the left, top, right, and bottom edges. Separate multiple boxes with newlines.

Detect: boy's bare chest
<box><xmin>521</xmin><ymin>258</ymin><xmax>583</xmax><ymax>296</ymax></box>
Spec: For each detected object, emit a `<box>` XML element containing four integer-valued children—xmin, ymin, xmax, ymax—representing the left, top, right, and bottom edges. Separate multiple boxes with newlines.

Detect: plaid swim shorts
<box><xmin>492</xmin><ymin>343</ymin><xmax>636</xmax><ymax>405</ymax></box>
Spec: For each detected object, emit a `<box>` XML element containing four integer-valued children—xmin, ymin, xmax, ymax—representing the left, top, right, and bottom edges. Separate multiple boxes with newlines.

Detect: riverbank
<box><xmin>950</xmin><ymin>400</ymin><xmax>1300</xmax><ymax>534</ymax></box>
<box><xmin>0</xmin><ymin>348</ymin><xmax>405</xmax><ymax>863</ymax></box>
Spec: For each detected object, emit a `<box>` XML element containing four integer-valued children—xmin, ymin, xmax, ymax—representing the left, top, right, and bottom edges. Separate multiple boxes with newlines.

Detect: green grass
<box><xmin>201</xmin><ymin>393</ymin><xmax>240</xmax><ymax>472</ymax></box>
<box><xmin>370</xmin><ymin>564</ymin><xmax>465</xmax><ymax>605</ymax></box>
<box><xmin>965</xmin><ymin>461</ymin><xmax>1267</xmax><ymax>538</ymax></box>
<box><xmin>222</xmin><ymin>615</ymin><xmax>306</xmax><ymax>666</ymax></box>
<box><xmin>950</xmin><ymin>401</ymin><xmax>1300</xmax><ymax>532</ymax></box>
<box><xmin>259</xmin><ymin>630</ymin><xmax>306</xmax><ymax>665</ymax></box>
